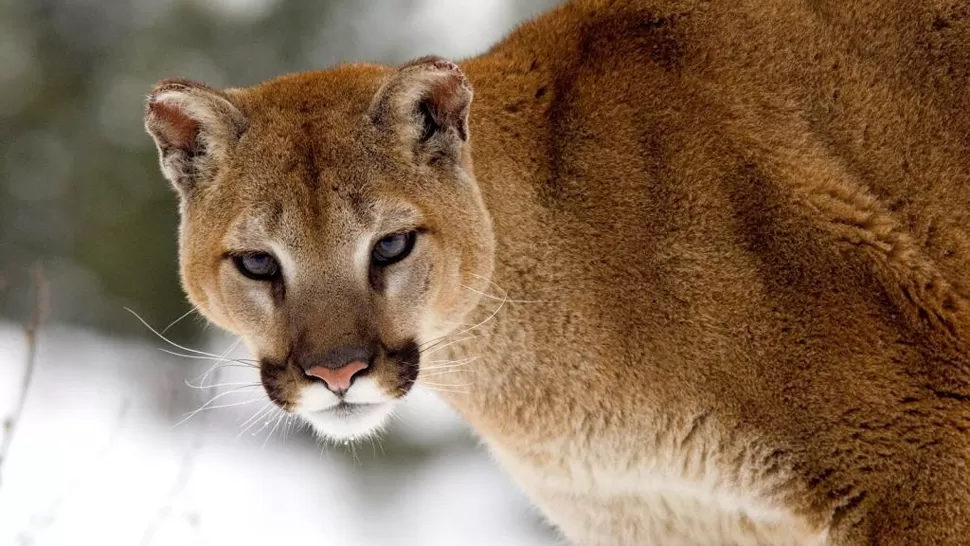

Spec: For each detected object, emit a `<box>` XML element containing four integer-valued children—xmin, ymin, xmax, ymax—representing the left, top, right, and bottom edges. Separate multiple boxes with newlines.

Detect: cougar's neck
<box><xmin>424</xmin><ymin>56</ymin><xmax>560</xmax><ymax>426</ymax></box>
<box><xmin>464</xmin><ymin>54</ymin><xmax>556</xmax><ymax>291</ymax></box>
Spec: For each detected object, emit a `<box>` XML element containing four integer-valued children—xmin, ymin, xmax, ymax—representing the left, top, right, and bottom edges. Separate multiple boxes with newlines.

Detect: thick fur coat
<box><xmin>145</xmin><ymin>1</ymin><xmax>970</xmax><ymax>543</ymax></box>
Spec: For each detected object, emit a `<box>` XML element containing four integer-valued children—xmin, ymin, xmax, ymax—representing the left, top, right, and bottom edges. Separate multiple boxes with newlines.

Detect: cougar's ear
<box><xmin>368</xmin><ymin>56</ymin><xmax>473</xmax><ymax>164</ymax></box>
<box><xmin>144</xmin><ymin>79</ymin><xmax>247</xmax><ymax>196</ymax></box>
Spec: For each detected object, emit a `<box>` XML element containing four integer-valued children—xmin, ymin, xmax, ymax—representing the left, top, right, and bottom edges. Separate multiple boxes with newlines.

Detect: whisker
<box><xmin>461</xmin><ymin>283</ymin><xmax>548</xmax><ymax>304</ymax></box>
<box><xmin>469</xmin><ymin>272</ymin><xmax>556</xmax><ymax>304</ymax></box>
<box><xmin>420</xmin><ymin>336</ymin><xmax>477</xmax><ymax>356</ymax></box>
<box><xmin>126</xmin><ymin>306</ymin><xmax>229</xmax><ymax>359</ymax></box>
<box><xmin>419</xmin><ymin>365</ymin><xmax>472</xmax><ymax>376</ymax></box>
<box><xmin>418</xmin><ymin>369</ymin><xmax>471</xmax><ymax>379</ymax></box>
<box><xmin>160</xmin><ymin>306</ymin><xmax>199</xmax><ymax>335</ymax></box>
<box><xmin>195</xmin><ymin>339</ymin><xmax>249</xmax><ymax>387</ymax></box>
<box><xmin>419</xmin><ymin>386</ymin><xmax>470</xmax><ymax>395</ymax></box>
<box><xmin>184</xmin><ymin>380</ymin><xmax>261</xmax><ymax>391</ymax></box>
<box><xmin>348</xmin><ymin>437</ymin><xmax>360</xmax><ymax>467</ymax></box>
<box><xmin>282</xmin><ymin>414</ymin><xmax>297</xmax><ymax>443</ymax></box>
<box><xmin>159</xmin><ymin>349</ymin><xmax>258</xmax><ymax>366</ymax></box>
<box><xmin>173</xmin><ymin>385</ymin><xmax>262</xmax><ymax>427</ymax></box>
<box><xmin>251</xmin><ymin>412</ymin><xmax>277</xmax><ymax>437</ymax></box>
<box><xmin>173</xmin><ymin>397</ymin><xmax>262</xmax><ymax>428</ymax></box>
<box><xmin>195</xmin><ymin>364</ymin><xmax>262</xmax><ymax>390</ymax></box>
<box><xmin>420</xmin><ymin>364</ymin><xmax>473</xmax><ymax>373</ymax></box>
<box><xmin>237</xmin><ymin>403</ymin><xmax>274</xmax><ymax>438</ymax></box>
<box><xmin>252</xmin><ymin>406</ymin><xmax>290</xmax><ymax>441</ymax></box>
<box><xmin>425</xmin><ymin>290</ymin><xmax>509</xmax><ymax>343</ymax></box>
<box><xmin>188</xmin><ymin>363</ymin><xmax>260</xmax><ymax>381</ymax></box>
<box><xmin>421</xmin><ymin>356</ymin><xmax>480</xmax><ymax>368</ymax></box>
<box><xmin>419</xmin><ymin>334</ymin><xmax>462</xmax><ymax>351</ymax></box>
<box><xmin>412</xmin><ymin>278</ymin><xmax>530</xmax><ymax>364</ymax></box>
<box><xmin>417</xmin><ymin>380</ymin><xmax>475</xmax><ymax>388</ymax></box>
<box><xmin>262</xmin><ymin>411</ymin><xmax>286</xmax><ymax>448</ymax></box>
<box><xmin>449</xmin><ymin>294</ymin><xmax>508</xmax><ymax>338</ymax></box>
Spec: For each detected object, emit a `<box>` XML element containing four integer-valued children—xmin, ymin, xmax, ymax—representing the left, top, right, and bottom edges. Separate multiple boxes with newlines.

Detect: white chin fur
<box><xmin>299</xmin><ymin>402</ymin><xmax>395</xmax><ymax>440</ymax></box>
<box><xmin>294</xmin><ymin>377</ymin><xmax>396</xmax><ymax>440</ymax></box>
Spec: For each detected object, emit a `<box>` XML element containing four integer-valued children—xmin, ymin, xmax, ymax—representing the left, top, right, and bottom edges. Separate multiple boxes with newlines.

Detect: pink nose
<box><xmin>305</xmin><ymin>360</ymin><xmax>369</xmax><ymax>393</ymax></box>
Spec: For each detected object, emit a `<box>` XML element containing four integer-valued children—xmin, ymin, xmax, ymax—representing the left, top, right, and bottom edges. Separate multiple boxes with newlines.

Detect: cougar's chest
<box><xmin>483</xmin><ymin>433</ymin><xmax>828</xmax><ymax>546</ymax></box>
<box><xmin>438</xmin><ymin>340</ymin><xmax>826</xmax><ymax>544</ymax></box>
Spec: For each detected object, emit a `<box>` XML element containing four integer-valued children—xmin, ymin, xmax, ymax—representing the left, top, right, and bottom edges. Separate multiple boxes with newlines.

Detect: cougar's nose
<box><xmin>301</xmin><ymin>346</ymin><xmax>373</xmax><ymax>394</ymax></box>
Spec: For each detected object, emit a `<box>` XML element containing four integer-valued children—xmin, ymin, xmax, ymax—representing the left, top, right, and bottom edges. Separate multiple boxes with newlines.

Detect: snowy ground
<box><xmin>0</xmin><ymin>321</ymin><xmax>556</xmax><ymax>546</ymax></box>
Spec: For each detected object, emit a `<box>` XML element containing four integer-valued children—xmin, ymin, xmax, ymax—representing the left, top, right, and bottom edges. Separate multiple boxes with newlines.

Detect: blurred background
<box><xmin>0</xmin><ymin>1</ymin><xmax>562</xmax><ymax>544</ymax></box>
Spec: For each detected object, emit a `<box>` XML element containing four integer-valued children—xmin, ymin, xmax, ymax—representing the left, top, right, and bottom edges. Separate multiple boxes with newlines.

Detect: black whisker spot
<box><xmin>387</xmin><ymin>339</ymin><xmax>420</xmax><ymax>396</ymax></box>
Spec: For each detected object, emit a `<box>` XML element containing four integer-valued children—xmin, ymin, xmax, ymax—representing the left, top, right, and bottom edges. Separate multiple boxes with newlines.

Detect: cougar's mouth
<box><xmin>314</xmin><ymin>401</ymin><xmax>381</xmax><ymax>417</ymax></box>
<box><xmin>258</xmin><ymin>339</ymin><xmax>421</xmax><ymax>440</ymax></box>
<box><xmin>298</xmin><ymin>395</ymin><xmax>397</xmax><ymax>440</ymax></box>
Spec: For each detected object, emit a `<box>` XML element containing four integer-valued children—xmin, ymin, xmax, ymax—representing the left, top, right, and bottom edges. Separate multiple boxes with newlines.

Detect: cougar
<box><xmin>144</xmin><ymin>0</ymin><xmax>970</xmax><ymax>543</ymax></box>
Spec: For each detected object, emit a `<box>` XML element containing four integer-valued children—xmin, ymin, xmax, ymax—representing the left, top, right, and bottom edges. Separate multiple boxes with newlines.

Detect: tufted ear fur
<box><xmin>368</xmin><ymin>56</ymin><xmax>473</xmax><ymax>165</ymax></box>
<box><xmin>144</xmin><ymin>79</ymin><xmax>247</xmax><ymax>196</ymax></box>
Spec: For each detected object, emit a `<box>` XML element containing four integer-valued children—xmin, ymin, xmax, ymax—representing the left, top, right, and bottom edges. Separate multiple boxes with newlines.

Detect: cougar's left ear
<box><xmin>368</xmin><ymin>56</ymin><xmax>473</xmax><ymax>164</ymax></box>
<box><xmin>144</xmin><ymin>78</ymin><xmax>247</xmax><ymax>197</ymax></box>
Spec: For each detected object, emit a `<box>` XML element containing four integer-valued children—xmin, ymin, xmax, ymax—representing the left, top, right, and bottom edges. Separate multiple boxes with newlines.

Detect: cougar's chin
<box><xmin>299</xmin><ymin>402</ymin><xmax>395</xmax><ymax>440</ymax></box>
<box><xmin>294</xmin><ymin>378</ymin><xmax>397</xmax><ymax>440</ymax></box>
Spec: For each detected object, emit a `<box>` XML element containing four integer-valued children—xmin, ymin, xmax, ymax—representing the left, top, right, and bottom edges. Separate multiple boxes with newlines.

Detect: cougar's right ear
<box><xmin>367</xmin><ymin>56</ymin><xmax>473</xmax><ymax>166</ymax></box>
<box><xmin>144</xmin><ymin>79</ymin><xmax>247</xmax><ymax>197</ymax></box>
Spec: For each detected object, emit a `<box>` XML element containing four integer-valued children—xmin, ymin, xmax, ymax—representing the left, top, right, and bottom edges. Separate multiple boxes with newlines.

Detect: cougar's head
<box><xmin>144</xmin><ymin>58</ymin><xmax>493</xmax><ymax>439</ymax></box>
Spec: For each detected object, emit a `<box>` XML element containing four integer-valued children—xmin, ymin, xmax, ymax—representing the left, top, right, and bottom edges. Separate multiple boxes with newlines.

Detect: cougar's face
<box><xmin>146</xmin><ymin>63</ymin><xmax>493</xmax><ymax>439</ymax></box>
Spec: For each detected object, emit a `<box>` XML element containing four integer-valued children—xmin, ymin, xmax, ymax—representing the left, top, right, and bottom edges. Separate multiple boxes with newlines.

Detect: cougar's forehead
<box><xmin>211</xmin><ymin>135</ymin><xmax>375</xmax><ymax>248</ymax></box>
<box><xmin>225</xmin><ymin>197</ymin><xmax>363</xmax><ymax>256</ymax></box>
<box><xmin>227</xmin><ymin>66</ymin><xmax>389</xmax><ymax>171</ymax></box>
<box><xmin>196</xmin><ymin>66</ymin><xmax>437</xmax><ymax>240</ymax></box>
<box><xmin>215</xmin><ymin>168</ymin><xmax>424</xmax><ymax>269</ymax></box>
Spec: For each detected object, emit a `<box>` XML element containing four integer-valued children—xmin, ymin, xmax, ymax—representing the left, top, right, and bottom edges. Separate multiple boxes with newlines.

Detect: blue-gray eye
<box><xmin>233</xmin><ymin>252</ymin><xmax>280</xmax><ymax>281</ymax></box>
<box><xmin>372</xmin><ymin>231</ymin><xmax>416</xmax><ymax>266</ymax></box>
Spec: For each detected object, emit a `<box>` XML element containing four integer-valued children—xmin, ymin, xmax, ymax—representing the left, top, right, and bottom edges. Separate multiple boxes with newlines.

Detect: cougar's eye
<box><xmin>372</xmin><ymin>231</ymin><xmax>416</xmax><ymax>266</ymax></box>
<box><xmin>233</xmin><ymin>252</ymin><xmax>280</xmax><ymax>281</ymax></box>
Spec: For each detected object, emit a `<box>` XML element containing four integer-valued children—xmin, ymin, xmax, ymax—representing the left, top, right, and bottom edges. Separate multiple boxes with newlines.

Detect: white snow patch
<box><xmin>0</xmin><ymin>322</ymin><xmax>552</xmax><ymax>546</ymax></box>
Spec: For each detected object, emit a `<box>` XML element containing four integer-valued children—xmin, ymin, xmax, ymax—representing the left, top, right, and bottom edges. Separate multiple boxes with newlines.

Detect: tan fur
<box><xmin>144</xmin><ymin>0</ymin><xmax>970</xmax><ymax>543</ymax></box>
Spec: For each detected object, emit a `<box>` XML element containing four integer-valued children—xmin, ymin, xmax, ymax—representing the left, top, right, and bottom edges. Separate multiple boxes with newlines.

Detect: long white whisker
<box><xmin>262</xmin><ymin>411</ymin><xmax>286</xmax><ymax>448</ymax></box>
<box><xmin>197</xmin><ymin>339</ymin><xmax>247</xmax><ymax>387</ymax></box>
<box><xmin>450</xmin><ymin>295</ymin><xmax>507</xmax><ymax>338</ymax></box>
<box><xmin>237</xmin><ymin>403</ymin><xmax>274</xmax><ymax>438</ymax></box>
<box><xmin>184</xmin><ymin>380</ymin><xmax>261</xmax><ymax>391</ymax></box>
<box><xmin>418</xmin><ymin>380</ymin><xmax>475</xmax><ymax>388</ymax></box>
<box><xmin>126</xmin><ymin>306</ymin><xmax>227</xmax><ymax>359</ymax></box>
<box><xmin>461</xmin><ymin>283</ymin><xmax>547</xmax><ymax>304</ymax></box>
<box><xmin>188</xmin><ymin>363</ymin><xmax>259</xmax><ymax>378</ymax></box>
<box><xmin>420</xmin><ymin>364</ymin><xmax>472</xmax><ymax>372</ymax></box>
<box><xmin>159</xmin><ymin>349</ymin><xmax>258</xmax><ymax>366</ymax></box>
<box><xmin>419</xmin><ymin>369</ymin><xmax>471</xmax><ymax>379</ymax></box>
<box><xmin>251</xmin><ymin>409</ymin><xmax>280</xmax><ymax>437</ymax></box>
<box><xmin>160</xmin><ymin>306</ymin><xmax>198</xmax><ymax>335</ymax></box>
<box><xmin>422</xmin><ymin>356</ymin><xmax>480</xmax><ymax>368</ymax></box>
<box><xmin>420</xmin><ymin>365</ymin><xmax>472</xmax><ymax>375</ymax></box>
<box><xmin>420</xmin><ymin>334</ymin><xmax>476</xmax><ymax>354</ymax></box>
<box><xmin>420</xmin><ymin>386</ymin><xmax>470</xmax><ymax>395</ymax></box>
<box><xmin>282</xmin><ymin>415</ymin><xmax>296</xmax><ymax>443</ymax></box>
<box><xmin>469</xmin><ymin>272</ymin><xmax>556</xmax><ymax>304</ymax></box>
<box><xmin>239</xmin><ymin>403</ymin><xmax>271</xmax><ymax>429</ymax></box>
<box><xmin>173</xmin><ymin>397</ymin><xmax>262</xmax><ymax>428</ymax></box>
<box><xmin>348</xmin><ymin>438</ymin><xmax>360</xmax><ymax>467</ymax></box>
<box><xmin>174</xmin><ymin>385</ymin><xmax>260</xmax><ymax>427</ymax></box>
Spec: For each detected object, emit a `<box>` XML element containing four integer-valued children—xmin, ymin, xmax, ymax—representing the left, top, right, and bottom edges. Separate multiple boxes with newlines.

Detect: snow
<box><xmin>0</xmin><ymin>321</ymin><xmax>554</xmax><ymax>545</ymax></box>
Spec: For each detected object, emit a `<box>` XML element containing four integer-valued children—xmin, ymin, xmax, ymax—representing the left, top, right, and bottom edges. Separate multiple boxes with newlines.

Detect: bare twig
<box><xmin>0</xmin><ymin>265</ymin><xmax>49</xmax><ymax>492</ymax></box>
